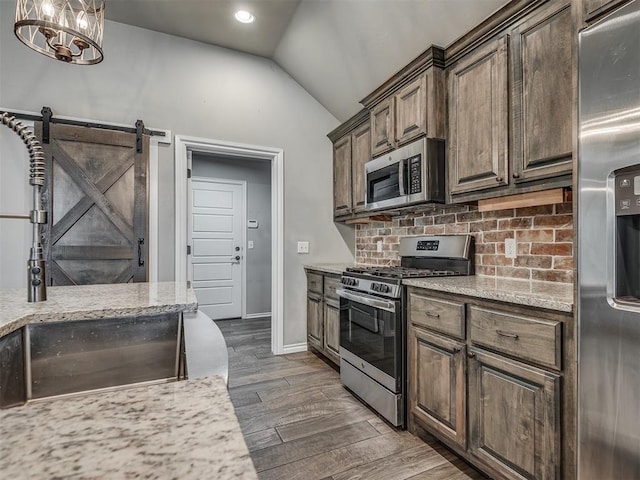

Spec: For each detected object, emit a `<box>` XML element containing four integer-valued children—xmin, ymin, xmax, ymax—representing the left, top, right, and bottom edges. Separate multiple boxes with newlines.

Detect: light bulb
<box><xmin>76</xmin><ymin>11</ymin><xmax>88</xmax><ymax>30</ymax></box>
<box><xmin>41</xmin><ymin>1</ymin><xmax>55</xmax><ymax>17</ymax></box>
<box><xmin>234</xmin><ymin>10</ymin><xmax>255</xmax><ymax>24</ymax></box>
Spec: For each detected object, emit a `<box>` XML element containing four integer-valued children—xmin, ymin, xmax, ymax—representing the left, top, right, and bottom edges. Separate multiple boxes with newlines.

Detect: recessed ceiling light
<box><xmin>234</xmin><ymin>10</ymin><xmax>255</xmax><ymax>24</ymax></box>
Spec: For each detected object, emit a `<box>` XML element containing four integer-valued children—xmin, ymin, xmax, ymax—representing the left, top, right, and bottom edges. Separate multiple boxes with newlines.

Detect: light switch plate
<box><xmin>297</xmin><ymin>241</ymin><xmax>309</xmax><ymax>254</ymax></box>
<box><xmin>505</xmin><ymin>238</ymin><xmax>517</xmax><ymax>259</ymax></box>
<box><xmin>248</xmin><ymin>240</ymin><xmax>254</xmax><ymax>249</ymax></box>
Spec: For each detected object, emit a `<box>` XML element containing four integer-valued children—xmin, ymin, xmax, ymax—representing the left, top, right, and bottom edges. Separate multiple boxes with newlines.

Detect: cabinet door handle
<box><xmin>496</xmin><ymin>176</ymin><xmax>504</xmax><ymax>183</ymax></box>
<box><xmin>137</xmin><ymin>238</ymin><xmax>145</xmax><ymax>266</ymax></box>
<box><xmin>512</xmin><ymin>172</ymin><xmax>521</xmax><ymax>179</ymax></box>
<box><xmin>453</xmin><ymin>347</ymin><xmax>462</xmax><ymax>354</ymax></box>
<box><xmin>496</xmin><ymin>330</ymin><xmax>519</xmax><ymax>340</ymax></box>
<box><xmin>425</xmin><ymin>312</ymin><xmax>440</xmax><ymax>318</ymax></box>
<box><xmin>467</xmin><ymin>352</ymin><xmax>476</xmax><ymax>359</ymax></box>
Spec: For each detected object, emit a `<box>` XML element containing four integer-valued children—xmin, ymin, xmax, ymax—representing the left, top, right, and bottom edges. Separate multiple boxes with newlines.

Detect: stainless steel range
<box><xmin>337</xmin><ymin>234</ymin><xmax>474</xmax><ymax>427</ymax></box>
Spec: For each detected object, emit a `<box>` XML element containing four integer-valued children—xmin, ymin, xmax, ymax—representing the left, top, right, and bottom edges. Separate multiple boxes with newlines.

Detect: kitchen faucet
<box><xmin>0</xmin><ymin>112</ymin><xmax>47</xmax><ymax>302</ymax></box>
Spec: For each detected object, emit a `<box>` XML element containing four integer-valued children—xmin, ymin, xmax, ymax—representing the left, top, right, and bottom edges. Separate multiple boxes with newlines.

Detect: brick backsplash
<box><xmin>355</xmin><ymin>203</ymin><xmax>574</xmax><ymax>283</ymax></box>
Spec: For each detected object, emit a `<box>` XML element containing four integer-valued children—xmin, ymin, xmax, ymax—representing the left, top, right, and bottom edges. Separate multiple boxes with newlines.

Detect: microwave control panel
<box><xmin>614</xmin><ymin>168</ymin><xmax>640</xmax><ymax>216</ymax></box>
<box><xmin>408</xmin><ymin>155</ymin><xmax>422</xmax><ymax>194</ymax></box>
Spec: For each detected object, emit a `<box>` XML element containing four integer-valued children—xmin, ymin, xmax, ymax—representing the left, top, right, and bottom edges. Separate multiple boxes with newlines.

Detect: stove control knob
<box><xmin>352</xmin><ymin>279</ymin><xmax>358</xmax><ymax>286</ymax></box>
<box><xmin>380</xmin><ymin>284</ymin><xmax>390</xmax><ymax>294</ymax></box>
<box><xmin>371</xmin><ymin>283</ymin><xmax>379</xmax><ymax>292</ymax></box>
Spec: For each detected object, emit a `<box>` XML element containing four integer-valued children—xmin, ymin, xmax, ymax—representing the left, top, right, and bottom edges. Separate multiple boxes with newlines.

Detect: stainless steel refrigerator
<box><xmin>578</xmin><ymin>1</ymin><xmax>640</xmax><ymax>478</ymax></box>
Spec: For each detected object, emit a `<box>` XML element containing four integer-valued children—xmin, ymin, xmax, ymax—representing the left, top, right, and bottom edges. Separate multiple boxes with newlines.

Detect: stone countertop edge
<box><xmin>0</xmin><ymin>281</ymin><xmax>198</xmax><ymax>338</ymax></box>
<box><xmin>403</xmin><ymin>275</ymin><xmax>574</xmax><ymax>313</ymax></box>
<box><xmin>304</xmin><ymin>263</ymin><xmax>355</xmax><ymax>275</ymax></box>
<box><xmin>0</xmin><ymin>375</ymin><xmax>258</xmax><ymax>480</ymax></box>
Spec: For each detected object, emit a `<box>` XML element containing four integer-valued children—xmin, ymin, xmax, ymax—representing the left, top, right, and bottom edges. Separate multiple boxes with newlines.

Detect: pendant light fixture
<box><xmin>14</xmin><ymin>0</ymin><xmax>105</xmax><ymax>65</ymax></box>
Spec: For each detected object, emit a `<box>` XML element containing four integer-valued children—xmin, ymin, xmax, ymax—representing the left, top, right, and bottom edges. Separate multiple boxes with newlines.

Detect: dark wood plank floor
<box><xmin>216</xmin><ymin>317</ymin><xmax>486</xmax><ymax>480</ymax></box>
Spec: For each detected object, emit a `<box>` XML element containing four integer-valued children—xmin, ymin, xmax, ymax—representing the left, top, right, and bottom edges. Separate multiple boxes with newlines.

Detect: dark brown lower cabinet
<box><xmin>306</xmin><ymin>292</ymin><xmax>323</xmax><ymax>351</ymax></box>
<box><xmin>409</xmin><ymin>326</ymin><xmax>467</xmax><ymax>449</ymax></box>
<box><xmin>323</xmin><ymin>299</ymin><xmax>340</xmax><ymax>364</ymax></box>
<box><xmin>468</xmin><ymin>347</ymin><xmax>560</xmax><ymax>480</ymax></box>
<box><xmin>305</xmin><ymin>269</ymin><xmax>341</xmax><ymax>366</ymax></box>
<box><xmin>407</xmin><ymin>286</ymin><xmax>573</xmax><ymax>480</ymax></box>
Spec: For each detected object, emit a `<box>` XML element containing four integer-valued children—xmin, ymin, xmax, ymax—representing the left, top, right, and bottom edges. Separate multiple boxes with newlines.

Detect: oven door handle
<box><xmin>336</xmin><ymin>289</ymin><xmax>397</xmax><ymax>313</ymax></box>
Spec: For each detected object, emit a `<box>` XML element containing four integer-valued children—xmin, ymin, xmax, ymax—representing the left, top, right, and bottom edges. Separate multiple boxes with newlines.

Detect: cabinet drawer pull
<box><xmin>496</xmin><ymin>330</ymin><xmax>519</xmax><ymax>339</ymax></box>
<box><xmin>425</xmin><ymin>312</ymin><xmax>440</xmax><ymax>318</ymax></box>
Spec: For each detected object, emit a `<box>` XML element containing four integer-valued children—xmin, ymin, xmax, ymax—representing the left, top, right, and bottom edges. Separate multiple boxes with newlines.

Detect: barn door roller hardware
<box><xmin>2</xmin><ymin>107</ymin><xmax>165</xmax><ymax>153</ymax></box>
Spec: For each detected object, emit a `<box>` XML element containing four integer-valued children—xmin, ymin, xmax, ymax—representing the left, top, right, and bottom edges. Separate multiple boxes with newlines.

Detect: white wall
<box><xmin>192</xmin><ymin>154</ymin><xmax>272</xmax><ymax>316</ymax></box>
<box><xmin>0</xmin><ymin>4</ymin><xmax>355</xmax><ymax>346</ymax></box>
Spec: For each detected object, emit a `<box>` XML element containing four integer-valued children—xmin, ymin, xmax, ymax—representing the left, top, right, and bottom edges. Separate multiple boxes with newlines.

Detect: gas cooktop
<box><xmin>345</xmin><ymin>266</ymin><xmax>460</xmax><ymax>279</ymax></box>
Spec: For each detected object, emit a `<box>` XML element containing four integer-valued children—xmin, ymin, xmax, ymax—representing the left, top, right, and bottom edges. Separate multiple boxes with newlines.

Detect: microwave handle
<box><xmin>398</xmin><ymin>160</ymin><xmax>406</xmax><ymax>196</ymax></box>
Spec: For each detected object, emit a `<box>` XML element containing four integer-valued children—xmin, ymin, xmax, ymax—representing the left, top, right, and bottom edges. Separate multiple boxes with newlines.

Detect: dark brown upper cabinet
<box><xmin>370</xmin><ymin>97</ymin><xmax>396</xmax><ymax>157</ymax></box>
<box><xmin>328</xmin><ymin>109</ymin><xmax>370</xmax><ymax>219</ymax></box>
<box><xmin>332</xmin><ymin>134</ymin><xmax>352</xmax><ymax>217</ymax></box>
<box><xmin>447</xmin><ymin>0</ymin><xmax>573</xmax><ymax>203</ymax></box>
<box><xmin>511</xmin><ymin>0</ymin><xmax>573</xmax><ymax>184</ymax></box>
<box><xmin>350</xmin><ymin>121</ymin><xmax>371</xmax><ymax>213</ymax></box>
<box><xmin>362</xmin><ymin>46</ymin><xmax>446</xmax><ymax>159</ymax></box>
<box><xmin>448</xmin><ymin>35</ymin><xmax>510</xmax><ymax>196</ymax></box>
<box><xmin>583</xmin><ymin>0</ymin><xmax>632</xmax><ymax>21</ymax></box>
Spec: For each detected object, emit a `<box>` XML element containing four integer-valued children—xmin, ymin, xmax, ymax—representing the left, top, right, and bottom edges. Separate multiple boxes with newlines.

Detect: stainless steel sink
<box><xmin>0</xmin><ymin>310</ymin><xmax>228</xmax><ymax>408</ymax></box>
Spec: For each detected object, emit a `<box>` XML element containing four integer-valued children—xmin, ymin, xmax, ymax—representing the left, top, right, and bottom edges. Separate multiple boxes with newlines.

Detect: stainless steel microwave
<box><xmin>365</xmin><ymin>137</ymin><xmax>445</xmax><ymax>211</ymax></box>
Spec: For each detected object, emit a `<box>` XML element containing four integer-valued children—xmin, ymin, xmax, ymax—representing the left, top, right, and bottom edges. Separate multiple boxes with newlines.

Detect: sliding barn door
<box><xmin>36</xmin><ymin>123</ymin><xmax>149</xmax><ymax>285</ymax></box>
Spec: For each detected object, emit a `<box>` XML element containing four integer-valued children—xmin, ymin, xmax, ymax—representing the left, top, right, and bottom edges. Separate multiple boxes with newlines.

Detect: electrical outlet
<box><xmin>505</xmin><ymin>238</ymin><xmax>517</xmax><ymax>259</ymax></box>
<box><xmin>377</xmin><ymin>240</ymin><xmax>383</xmax><ymax>252</ymax></box>
<box><xmin>297</xmin><ymin>241</ymin><xmax>309</xmax><ymax>254</ymax></box>
<box><xmin>247</xmin><ymin>240</ymin><xmax>254</xmax><ymax>249</ymax></box>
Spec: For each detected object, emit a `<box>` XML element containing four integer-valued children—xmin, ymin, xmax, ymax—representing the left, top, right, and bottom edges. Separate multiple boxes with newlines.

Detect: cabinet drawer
<box><xmin>408</xmin><ymin>291</ymin><xmax>465</xmax><ymax>340</ymax></box>
<box><xmin>307</xmin><ymin>272</ymin><xmax>323</xmax><ymax>295</ymax></box>
<box><xmin>468</xmin><ymin>306</ymin><xmax>561</xmax><ymax>370</ymax></box>
<box><xmin>324</xmin><ymin>275</ymin><xmax>341</xmax><ymax>301</ymax></box>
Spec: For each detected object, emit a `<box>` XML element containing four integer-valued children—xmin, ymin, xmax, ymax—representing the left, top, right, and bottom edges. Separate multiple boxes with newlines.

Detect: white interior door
<box><xmin>190</xmin><ymin>178</ymin><xmax>244</xmax><ymax>319</ymax></box>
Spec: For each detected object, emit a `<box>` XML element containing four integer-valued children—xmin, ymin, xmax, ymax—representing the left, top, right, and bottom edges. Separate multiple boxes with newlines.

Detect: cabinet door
<box><xmin>351</xmin><ymin>121</ymin><xmax>371</xmax><ymax>212</ymax></box>
<box><xmin>511</xmin><ymin>0</ymin><xmax>572</xmax><ymax>183</ymax></box>
<box><xmin>583</xmin><ymin>0</ymin><xmax>630</xmax><ymax>20</ymax></box>
<box><xmin>468</xmin><ymin>348</ymin><xmax>560</xmax><ymax>480</ymax></box>
<box><xmin>395</xmin><ymin>75</ymin><xmax>426</xmax><ymax>146</ymax></box>
<box><xmin>408</xmin><ymin>326</ymin><xmax>466</xmax><ymax>449</ymax></box>
<box><xmin>323</xmin><ymin>299</ymin><xmax>340</xmax><ymax>364</ymax></box>
<box><xmin>448</xmin><ymin>36</ymin><xmax>509</xmax><ymax>195</ymax></box>
<box><xmin>333</xmin><ymin>134</ymin><xmax>352</xmax><ymax>217</ymax></box>
<box><xmin>307</xmin><ymin>294</ymin><xmax>324</xmax><ymax>350</ymax></box>
<box><xmin>371</xmin><ymin>97</ymin><xmax>396</xmax><ymax>157</ymax></box>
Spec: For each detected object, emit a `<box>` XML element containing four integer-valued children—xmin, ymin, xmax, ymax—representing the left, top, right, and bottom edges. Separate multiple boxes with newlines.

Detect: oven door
<box><xmin>337</xmin><ymin>288</ymin><xmax>402</xmax><ymax>392</ymax></box>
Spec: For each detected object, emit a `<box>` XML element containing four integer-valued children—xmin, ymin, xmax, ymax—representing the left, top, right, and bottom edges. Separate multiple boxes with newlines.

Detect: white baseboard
<box><xmin>244</xmin><ymin>312</ymin><xmax>272</xmax><ymax>319</ymax></box>
<box><xmin>281</xmin><ymin>342</ymin><xmax>308</xmax><ymax>354</ymax></box>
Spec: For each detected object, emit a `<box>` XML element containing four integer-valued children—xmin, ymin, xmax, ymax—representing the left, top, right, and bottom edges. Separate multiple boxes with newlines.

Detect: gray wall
<box><xmin>192</xmin><ymin>154</ymin><xmax>272</xmax><ymax>316</ymax></box>
<box><xmin>0</xmin><ymin>4</ymin><xmax>356</xmax><ymax>347</ymax></box>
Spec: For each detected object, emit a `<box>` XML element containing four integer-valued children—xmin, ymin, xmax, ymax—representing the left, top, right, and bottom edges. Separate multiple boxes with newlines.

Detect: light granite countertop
<box><xmin>403</xmin><ymin>275</ymin><xmax>574</xmax><ymax>312</ymax></box>
<box><xmin>304</xmin><ymin>262</ymin><xmax>355</xmax><ymax>275</ymax></box>
<box><xmin>0</xmin><ymin>281</ymin><xmax>198</xmax><ymax>337</ymax></box>
<box><xmin>305</xmin><ymin>264</ymin><xmax>573</xmax><ymax>312</ymax></box>
<box><xmin>0</xmin><ymin>376</ymin><xmax>258</xmax><ymax>479</ymax></box>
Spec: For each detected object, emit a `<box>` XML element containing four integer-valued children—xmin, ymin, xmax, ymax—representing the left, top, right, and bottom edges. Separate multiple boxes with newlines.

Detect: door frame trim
<box><xmin>189</xmin><ymin>176</ymin><xmax>247</xmax><ymax>319</ymax></box>
<box><xmin>175</xmin><ymin>135</ymin><xmax>285</xmax><ymax>355</ymax></box>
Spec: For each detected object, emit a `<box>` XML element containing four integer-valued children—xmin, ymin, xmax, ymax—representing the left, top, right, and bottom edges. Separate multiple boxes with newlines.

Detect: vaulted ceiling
<box><xmin>106</xmin><ymin>0</ymin><xmax>510</xmax><ymax>122</ymax></box>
